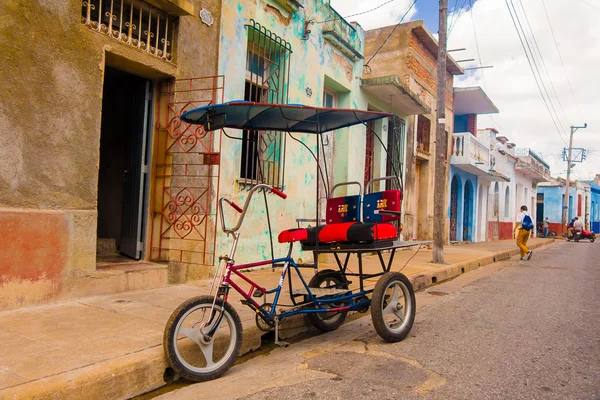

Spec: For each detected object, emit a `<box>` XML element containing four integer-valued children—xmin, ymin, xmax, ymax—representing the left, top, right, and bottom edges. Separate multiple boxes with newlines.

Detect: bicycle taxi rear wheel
<box><xmin>306</xmin><ymin>269</ymin><xmax>349</xmax><ymax>332</ymax></box>
<box><xmin>371</xmin><ymin>272</ymin><xmax>416</xmax><ymax>342</ymax></box>
<box><xmin>163</xmin><ymin>296</ymin><xmax>242</xmax><ymax>382</ymax></box>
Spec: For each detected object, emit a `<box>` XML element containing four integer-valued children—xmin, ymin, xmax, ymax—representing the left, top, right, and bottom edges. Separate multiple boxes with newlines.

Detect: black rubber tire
<box><xmin>306</xmin><ymin>269</ymin><xmax>349</xmax><ymax>332</ymax></box>
<box><xmin>590</xmin><ymin>237</ymin><xmax>595</xmax><ymax>243</ymax></box>
<box><xmin>371</xmin><ymin>272</ymin><xmax>416</xmax><ymax>343</ymax></box>
<box><xmin>164</xmin><ymin>296</ymin><xmax>242</xmax><ymax>382</ymax></box>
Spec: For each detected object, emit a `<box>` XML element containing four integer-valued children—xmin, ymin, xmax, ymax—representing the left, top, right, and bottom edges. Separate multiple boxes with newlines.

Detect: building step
<box><xmin>96</xmin><ymin>238</ymin><xmax>117</xmax><ymax>255</ymax></box>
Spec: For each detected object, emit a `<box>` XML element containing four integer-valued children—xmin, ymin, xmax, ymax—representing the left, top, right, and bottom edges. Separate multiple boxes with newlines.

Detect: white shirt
<box><xmin>573</xmin><ymin>219</ymin><xmax>584</xmax><ymax>230</ymax></box>
<box><xmin>516</xmin><ymin>211</ymin><xmax>529</xmax><ymax>225</ymax></box>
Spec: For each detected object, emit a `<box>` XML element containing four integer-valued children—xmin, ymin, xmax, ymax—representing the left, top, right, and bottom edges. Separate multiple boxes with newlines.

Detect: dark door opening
<box><xmin>97</xmin><ymin>67</ymin><xmax>152</xmax><ymax>261</ymax></box>
<box><xmin>463</xmin><ymin>180</ymin><xmax>473</xmax><ymax>241</ymax></box>
<box><xmin>450</xmin><ymin>175</ymin><xmax>458</xmax><ymax>241</ymax></box>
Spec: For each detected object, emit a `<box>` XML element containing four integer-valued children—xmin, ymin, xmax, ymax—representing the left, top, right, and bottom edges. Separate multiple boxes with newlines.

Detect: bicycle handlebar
<box><xmin>271</xmin><ymin>187</ymin><xmax>287</xmax><ymax>199</ymax></box>
<box><xmin>223</xmin><ymin>199</ymin><xmax>243</xmax><ymax>213</ymax></box>
<box><xmin>219</xmin><ymin>184</ymin><xmax>287</xmax><ymax>234</ymax></box>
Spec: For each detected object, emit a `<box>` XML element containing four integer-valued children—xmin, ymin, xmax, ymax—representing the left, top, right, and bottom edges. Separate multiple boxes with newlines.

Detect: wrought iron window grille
<box><xmin>239</xmin><ymin>20</ymin><xmax>292</xmax><ymax>190</ymax></box>
<box><xmin>81</xmin><ymin>0</ymin><xmax>176</xmax><ymax>62</ymax></box>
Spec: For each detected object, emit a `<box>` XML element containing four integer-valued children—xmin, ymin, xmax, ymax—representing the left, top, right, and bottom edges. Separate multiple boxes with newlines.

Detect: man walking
<box><xmin>515</xmin><ymin>205</ymin><xmax>533</xmax><ymax>261</ymax></box>
<box><xmin>543</xmin><ymin>217</ymin><xmax>549</xmax><ymax>238</ymax></box>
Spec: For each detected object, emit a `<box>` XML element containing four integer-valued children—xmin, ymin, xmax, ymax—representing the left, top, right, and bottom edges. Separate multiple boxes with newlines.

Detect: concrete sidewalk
<box><xmin>0</xmin><ymin>238</ymin><xmax>556</xmax><ymax>400</ymax></box>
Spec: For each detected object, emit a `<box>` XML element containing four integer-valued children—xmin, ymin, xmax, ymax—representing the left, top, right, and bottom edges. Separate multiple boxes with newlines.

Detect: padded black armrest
<box><xmin>374</xmin><ymin>210</ymin><xmax>402</xmax><ymax>216</ymax></box>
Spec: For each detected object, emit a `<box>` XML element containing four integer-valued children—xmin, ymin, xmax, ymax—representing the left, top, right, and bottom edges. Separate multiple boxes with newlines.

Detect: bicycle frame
<box><xmin>219</xmin><ymin>237</ymin><xmax>371</xmax><ymax>323</ymax></box>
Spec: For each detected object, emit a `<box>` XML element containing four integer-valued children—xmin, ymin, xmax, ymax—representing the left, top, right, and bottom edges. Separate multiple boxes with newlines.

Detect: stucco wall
<box><xmin>363</xmin><ymin>22</ymin><xmax>457</xmax><ymax>241</ymax></box>
<box><xmin>0</xmin><ymin>0</ymin><xmax>221</xmax><ymax>308</ymax></box>
<box><xmin>214</xmin><ymin>0</ymin><xmax>408</xmax><ymax>263</ymax></box>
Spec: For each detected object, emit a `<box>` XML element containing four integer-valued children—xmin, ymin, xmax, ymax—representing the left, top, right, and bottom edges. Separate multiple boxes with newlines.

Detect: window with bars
<box><xmin>81</xmin><ymin>0</ymin><xmax>176</xmax><ymax>62</ymax></box>
<box><xmin>416</xmin><ymin>115</ymin><xmax>431</xmax><ymax>154</ymax></box>
<box><xmin>386</xmin><ymin>116</ymin><xmax>405</xmax><ymax>190</ymax></box>
<box><xmin>239</xmin><ymin>20</ymin><xmax>292</xmax><ymax>189</ymax></box>
<box><xmin>364</xmin><ymin>120</ymin><xmax>375</xmax><ymax>189</ymax></box>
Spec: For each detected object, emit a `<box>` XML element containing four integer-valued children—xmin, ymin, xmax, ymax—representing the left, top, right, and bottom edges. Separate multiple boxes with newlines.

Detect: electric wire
<box><xmin>315</xmin><ymin>0</ymin><xmax>398</xmax><ymax>24</ymax></box>
<box><xmin>504</xmin><ymin>0</ymin><xmax>569</xmax><ymax>146</ymax></box>
<box><xmin>508</xmin><ymin>0</ymin><xmax>569</xmax><ymax>139</ymax></box>
<box><xmin>467</xmin><ymin>0</ymin><xmax>502</xmax><ymax>130</ymax></box>
<box><xmin>541</xmin><ymin>0</ymin><xmax>582</xmax><ymax>120</ymax></box>
<box><xmin>515</xmin><ymin>0</ymin><xmax>571</xmax><ymax>131</ymax></box>
<box><xmin>508</xmin><ymin>0</ymin><xmax>565</xmax><ymax>135</ymax></box>
<box><xmin>448</xmin><ymin>0</ymin><xmax>469</xmax><ymax>38</ymax></box>
<box><xmin>576</xmin><ymin>0</ymin><xmax>600</xmax><ymax>11</ymax></box>
<box><xmin>364</xmin><ymin>0</ymin><xmax>418</xmax><ymax>67</ymax></box>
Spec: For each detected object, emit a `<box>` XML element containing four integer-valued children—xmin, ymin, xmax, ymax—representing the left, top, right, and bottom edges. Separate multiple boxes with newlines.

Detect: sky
<box><xmin>329</xmin><ymin>0</ymin><xmax>600</xmax><ymax>181</ymax></box>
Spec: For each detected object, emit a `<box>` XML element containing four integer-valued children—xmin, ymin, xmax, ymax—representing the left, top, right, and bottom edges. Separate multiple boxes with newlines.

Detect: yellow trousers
<box><xmin>516</xmin><ymin>229</ymin><xmax>530</xmax><ymax>258</ymax></box>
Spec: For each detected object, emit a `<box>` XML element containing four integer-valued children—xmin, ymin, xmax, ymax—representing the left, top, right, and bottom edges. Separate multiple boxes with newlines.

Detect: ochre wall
<box><xmin>0</xmin><ymin>0</ymin><xmax>221</xmax><ymax>309</ymax></box>
<box><xmin>364</xmin><ymin>21</ymin><xmax>458</xmax><ymax>241</ymax></box>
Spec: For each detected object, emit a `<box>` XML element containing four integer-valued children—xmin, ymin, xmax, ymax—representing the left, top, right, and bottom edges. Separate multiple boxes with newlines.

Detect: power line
<box><xmin>504</xmin><ymin>0</ymin><xmax>569</xmax><ymax>146</ymax></box>
<box><xmin>316</xmin><ymin>0</ymin><xmax>398</xmax><ymax>24</ymax></box>
<box><xmin>515</xmin><ymin>0</ymin><xmax>571</xmax><ymax>131</ymax></box>
<box><xmin>541</xmin><ymin>0</ymin><xmax>582</xmax><ymax>120</ymax></box>
<box><xmin>364</xmin><ymin>0</ymin><xmax>418</xmax><ymax>67</ymax></box>
<box><xmin>467</xmin><ymin>0</ymin><xmax>502</xmax><ymax>130</ymax></box>
<box><xmin>448</xmin><ymin>0</ymin><xmax>468</xmax><ymax>37</ymax></box>
<box><xmin>576</xmin><ymin>0</ymin><xmax>600</xmax><ymax>11</ymax></box>
<box><xmin>508</xmin><ymin>0</ymin><xmax>568</xmax><ymax>136</ymax></box>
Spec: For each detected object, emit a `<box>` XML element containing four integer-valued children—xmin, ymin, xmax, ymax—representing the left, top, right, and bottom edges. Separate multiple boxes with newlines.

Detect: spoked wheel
<box><xmin>371</xmin><ymin>272</ymin><xmax>416</xmax><ymax>343</ymax></box>
<box><xmin>164</xmin><ymin>296</ymin><xmax>242</xmax><ymax>382</ymax></box>
<box><xmin>306</xmin><ymin>269</ymin><xmax>349</xmax><ymax>332</ymax></box>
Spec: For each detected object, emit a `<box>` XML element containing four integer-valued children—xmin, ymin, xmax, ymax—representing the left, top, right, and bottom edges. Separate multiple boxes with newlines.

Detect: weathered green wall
<box><xmin>214</xmin><ymin>0</ymin><xmax>409</xmax><ymax>264</ymax></box>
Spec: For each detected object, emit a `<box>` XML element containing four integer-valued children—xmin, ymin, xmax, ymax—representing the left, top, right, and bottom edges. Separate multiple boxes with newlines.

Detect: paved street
<box><xmin>157</xmin><ymin>241</ymin><xmax>600</xmax><ymax>400</ymax></box>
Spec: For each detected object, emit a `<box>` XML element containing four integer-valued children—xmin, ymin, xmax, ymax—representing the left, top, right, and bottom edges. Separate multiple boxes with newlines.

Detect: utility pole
<box><xmin>433</xmin><ymin>0</ymin><xmax>448</xmax><ymax>264</ymax></box>
<box><xmin>562</xmin><ymin>123</ymin><xmax>587</xmax><ymax>235</ymax></box>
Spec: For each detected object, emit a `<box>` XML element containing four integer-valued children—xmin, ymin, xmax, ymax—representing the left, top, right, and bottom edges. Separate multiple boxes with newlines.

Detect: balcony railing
<box><xmin>451</xmin><ymin>133</ymin><xmax>489</xmax><ymax>174</ymax></box>
<box><xmin>451</xmin><ymin>132</ymin><xmax>512</xmax><ymax>181</ymax></box>
<box><xmin>514</xmin><ymin>148</ymin><xmax>551</xmax><ymax>182</ymax></box>
<box><xmin>81</xmin><ymin>0</ymin><xmax>176</xmax><ymax>62</ymax></box>
<box><xmin>321</xmin><ymin>8</ymin><xmax>363</xmax><ymax>61</ymax></box>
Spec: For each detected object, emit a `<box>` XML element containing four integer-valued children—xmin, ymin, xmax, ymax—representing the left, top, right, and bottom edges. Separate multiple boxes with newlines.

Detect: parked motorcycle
<box><xmin>566</xmin><ymin>228</ymin><xmax>596</xmax><ymax>243</ymax></box>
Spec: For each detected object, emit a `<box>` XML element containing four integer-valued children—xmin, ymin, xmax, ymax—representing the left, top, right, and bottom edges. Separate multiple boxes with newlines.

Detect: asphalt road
<box><xmin>159</xmin><ymin>241</ymin><xmax>600</xmax><ymax>400</ymax></box>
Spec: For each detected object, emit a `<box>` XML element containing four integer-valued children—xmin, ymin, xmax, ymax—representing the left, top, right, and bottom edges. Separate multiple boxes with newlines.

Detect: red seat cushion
<box><xmin>278</xmin><ymin>228</ymin><xmax>308</xmax><ymax>243</ymax></box>
<box><xmin>318</xmin><ymin>222</ymin><xmax>357</xmax><ymax>243</ymax></box>
<box><xmin>318</xmin><ymin>222</ymin><xmax>398</xmax><ymax>243</ymax></box>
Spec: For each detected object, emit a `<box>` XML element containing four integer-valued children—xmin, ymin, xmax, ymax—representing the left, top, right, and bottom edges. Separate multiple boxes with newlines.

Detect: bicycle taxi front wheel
<box><xmin>371</xmin><ymin>272</ymin><xmax>416</xmax><ymax>343</ymax></box>
<box><xmin>164</xmin><ymin>296</ymin><xmax>242</xmax><ymax>382</ymax></box>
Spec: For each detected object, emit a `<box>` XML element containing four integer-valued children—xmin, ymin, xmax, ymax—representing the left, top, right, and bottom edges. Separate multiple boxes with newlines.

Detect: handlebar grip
<box><xmin>229</xmin><ymin>201</ymin><xmax>243</xmax><ymax>213</ymax></box>
<box><xmin>271</xmin><ymin>187</ymin><xmax>287</xmax><ymax>199</ymax></box>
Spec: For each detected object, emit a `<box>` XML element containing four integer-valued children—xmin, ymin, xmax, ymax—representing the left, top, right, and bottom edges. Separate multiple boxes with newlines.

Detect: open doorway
<box><xmin>97</xmin><ymin>67</ymin><xmax>152</xmax><ymax>263</ymax></box>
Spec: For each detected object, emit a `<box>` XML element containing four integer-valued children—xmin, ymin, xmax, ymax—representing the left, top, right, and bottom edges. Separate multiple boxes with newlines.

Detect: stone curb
<box><xmin>0</xmin><ymin>240</ymin><xmax>557</xmax><ymax>400</ymax></box>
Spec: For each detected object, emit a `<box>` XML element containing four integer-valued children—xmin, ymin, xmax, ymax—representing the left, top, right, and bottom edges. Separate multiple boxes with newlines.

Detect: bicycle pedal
<box><xmin>253</xmin><ymin>289</ymin><xmax>264</xmax><ymax>298</ymax></box>
<box><xmin>240</xmin><ymin>299</ymin><xmax>250</xmax><ymax>306</ymax></box>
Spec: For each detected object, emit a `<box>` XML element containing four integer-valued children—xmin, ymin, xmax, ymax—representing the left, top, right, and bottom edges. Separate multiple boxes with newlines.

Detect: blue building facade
<box><xmin>591</xmin><ymin>184</ymin><xmax>600</xmax><ymax>233</ymax></box>
<box><xmin>537</xmin><ymin>184</ymin><xmax>578</xmax><ymax>234</ymax></box>
<box><xmin>448</xmin><ymin>166</ymin><xmax>479</xmax><ymax>242</ymax></box>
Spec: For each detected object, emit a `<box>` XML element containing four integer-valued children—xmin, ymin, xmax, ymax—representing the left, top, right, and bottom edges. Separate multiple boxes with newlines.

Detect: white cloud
<box><xmin>329</xmin><ymin>0</ymin><xmax>418</xmax><ymax>30</ymax></box>
<box><xmin>448</xmin><ymin>0</ymin><xmax>600</xmax><ymax>180</ymax></box>
<box><xmin>330</xmin><ymin>0</ymin><xmax>600</xmax><ymax>180</ymax></box>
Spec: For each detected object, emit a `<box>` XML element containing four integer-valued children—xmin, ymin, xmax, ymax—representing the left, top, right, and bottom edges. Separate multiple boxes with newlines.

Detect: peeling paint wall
<box><xmin>364</xmin><ymin>21</ymin><xmax>458</xmax><ymax>241</ymax></box>
<box><xmin>0</xmin><ymin>0</ymin><xmax>221</xmax><ymax>309</ymax></box>
<box><xmin>215</xmin><ymin>0</ymin><xmax>404</xmax><ymax>264</ymax></box>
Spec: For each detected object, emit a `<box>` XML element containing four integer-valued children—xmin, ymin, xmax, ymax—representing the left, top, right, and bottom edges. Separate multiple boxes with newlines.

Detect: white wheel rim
<box><xmin>173</xmin><ymin>303</ymin><xmax>237</xmax><ymax>374</ymax></box>
<box><xmin>380</xmin><ymin>280</ymin><xmax>412</xmax><ymax>333</ymax></box>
